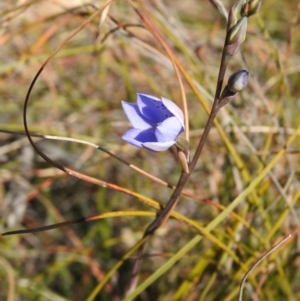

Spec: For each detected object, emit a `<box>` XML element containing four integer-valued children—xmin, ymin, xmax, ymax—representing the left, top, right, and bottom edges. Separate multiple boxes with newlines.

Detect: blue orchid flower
<box><xmin>122</xmin><ymin>93</ymin><xmax>185</xmax><ymax>152</ymax></box>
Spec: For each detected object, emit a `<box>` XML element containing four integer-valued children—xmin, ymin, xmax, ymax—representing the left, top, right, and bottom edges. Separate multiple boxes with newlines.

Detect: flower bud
<box><xmin>227</xmin><ymin>69</ymin><xmax>249</xmax><ymax>93</ymax></box>
<box><xmin>241</xmin><ymin>0</ymin><xmax>261</xmax><ymax>17</ymax></box>
<box><xmin>248</xmin><ymin>0</ymin><xmax>261</xmax><ymax>16</ymax></box>
<box><xmin>227</xmin><ymin>0</ymin><xmax>246</xmax><ymax>30</ymax></box>
<box><xmin>218</xmin><ymin>69</ymin><xmax>249</xmax><ymax>108</ymax></box>
<box><xmin>226</xmin><ymin>16</ymin><xmax>248</xmax><ymax>46</ymax></box>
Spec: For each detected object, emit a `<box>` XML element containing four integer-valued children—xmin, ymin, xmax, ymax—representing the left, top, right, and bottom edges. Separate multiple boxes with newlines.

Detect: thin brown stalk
<box><xmin>124</xmin><ymin>1</ymin><xmax>233</xmax><ymax>294</ymax></box>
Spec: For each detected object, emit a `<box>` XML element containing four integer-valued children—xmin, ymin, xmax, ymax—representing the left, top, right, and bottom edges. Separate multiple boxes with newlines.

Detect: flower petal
<box><xmin>142</xmin><ymin>141</ymin><xmax>176</xmax><ymax>152</ymax></box>
<box><xmin>122</xmin><ymin>101</ymin><xmax>155</xmax><ymax>129</ymax></box>
<box><xmin>137</xmin><ymin>93</ymin><xmax>173</xmax><ymax>123</ymax></box>
<box><xmin>155</xmin><ymin>116</ymin><xmax>184</xmax><ymax>143</ymax></box>
<box><xmin>161</xmin><ymin>97</ymin><xmax>184</xmax><ymax>128</ymax></box>
<box><xmin>122</xmin><ymin>128</ymin><xmax>157</xmax><ymax>148</ymax></box>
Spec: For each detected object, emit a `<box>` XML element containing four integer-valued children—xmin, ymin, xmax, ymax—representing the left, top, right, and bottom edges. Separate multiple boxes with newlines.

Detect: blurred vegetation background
<box><xmin>0</xmin><ymin>0</ymin><xmax>300</xmax><ymax>300</ymax></box>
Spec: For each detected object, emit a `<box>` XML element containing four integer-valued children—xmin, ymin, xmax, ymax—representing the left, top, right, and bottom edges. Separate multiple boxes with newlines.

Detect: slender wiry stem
<box><xmin>125</xmin><ymin>6</ymin><xmax>232</xmax><ymax>291</ymax></box>
<box><xmin>144</xmin><ymin>41</ymin><xmax>229</xmax><ymax>236</ymax></box>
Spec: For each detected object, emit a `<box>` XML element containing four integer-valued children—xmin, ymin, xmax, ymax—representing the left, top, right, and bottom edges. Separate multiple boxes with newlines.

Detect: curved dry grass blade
<box><xmin>21</xmin><ymin>0</ymin><xmax>114</xmax><ymax>175</ymax></box>
<box><xmin>129</xmin><ymin>0</ymin><xmax>189</xmax><ymax>141</ymax></box>
<box><xmin>0</xmin><ymin>129</ymin><xmax>174</xmax><ymax>188</ymax></box>
<box><xmin>2</xmin><ymin>217</ymin><xmax>88</xmax><ymax>236</ymax></box>
<box><xmin>2</xmin><ymin>211</ymin><xmax>155</xmax><ymax>236</ymax></box>
<box><xmin>238</xmin><ymin>234</ymin><xmax>292</xmax><ymax>301</ymax></box>
<box><xmin>18</xmin><ymin>2</ymin><xmax>143</xmax><ymax>207</ymax></box>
